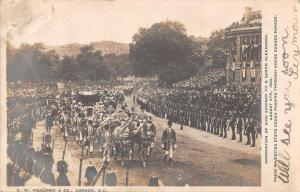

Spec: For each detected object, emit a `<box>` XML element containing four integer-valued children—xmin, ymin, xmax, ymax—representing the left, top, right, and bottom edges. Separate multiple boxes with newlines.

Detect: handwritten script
<box><xmin>278</xmin><ymin>5</ymin><xmax>298</xmax><ymax>184</ymax></box>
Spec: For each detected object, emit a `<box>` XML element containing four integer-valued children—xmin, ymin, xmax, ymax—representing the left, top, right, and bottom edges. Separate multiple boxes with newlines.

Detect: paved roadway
<box><xmin>29</xmin><ymin>96</ymin><xmax>261</xmax><ymax>186</ymax></box>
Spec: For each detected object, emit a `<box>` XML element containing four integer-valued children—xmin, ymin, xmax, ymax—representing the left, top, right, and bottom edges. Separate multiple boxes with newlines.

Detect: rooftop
<box><xmin>225</xmin><ymin>7</ymin><xmax>261</xmax><ymax>34</ymax></box>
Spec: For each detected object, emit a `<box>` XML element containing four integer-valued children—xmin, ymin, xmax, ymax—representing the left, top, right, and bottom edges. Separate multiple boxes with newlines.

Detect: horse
<box><xmin>118</xmin><ymin>127</ymin><xmax>134</xmax><ymax>167</ymax></box>
<box><xmin>137</xmin><ymin>122</ymin><xmax>156</xmax><ymax>168</ymax></box>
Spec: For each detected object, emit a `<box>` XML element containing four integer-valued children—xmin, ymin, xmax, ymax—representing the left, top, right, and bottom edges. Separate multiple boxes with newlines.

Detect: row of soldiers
<box><xmin>136</xmin><ymin>82</ymin><xmax>260</xmax><ymax>147</ymax></box>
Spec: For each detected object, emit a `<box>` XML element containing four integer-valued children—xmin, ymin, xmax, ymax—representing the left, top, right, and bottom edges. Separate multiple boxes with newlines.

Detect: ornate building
<box><xmin>225</xmin><ymin>7</ymin><xmax>261</xmax><ymax>84</ymax></box>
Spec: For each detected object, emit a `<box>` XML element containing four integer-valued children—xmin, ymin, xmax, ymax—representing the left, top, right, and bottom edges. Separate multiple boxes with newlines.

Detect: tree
<box><xmin>129</xmin><ymin>20</ymin><xmax>203</xmax><ymax>84</ymax></box>
<box><xmin>76</xmin><ymin>45</ymin><xmax>111</xmax><ymax>80</ymax></box>
<box><xmin>7</xmin><ymin>43</ymin><xmax>45</xmax><ymax>82</ymax></box>
<box><xmin>58</xmin><ymin>55</ymin><xmax>79</xmax><ymax>81</ymax></box>
<box><xmin>206</xmin><ymin>30</ymin><xmax>230</xmax><ymax>68</ymax></box>
<box><xmin>39</xmin><ymin>50</ymin><xmax>60</xmax><ymax>81</ymax></box>
<box><xmin>103</xmin><ymin>53</ymin><xmax>132</xmax><ymax>77</ymax></box>
<box><xmin>7</xmin><ymin>43</ymin><xmax>62</xmax><ymax>82</ymax></box>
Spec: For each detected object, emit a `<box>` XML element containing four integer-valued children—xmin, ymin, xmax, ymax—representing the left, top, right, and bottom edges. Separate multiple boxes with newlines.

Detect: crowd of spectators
<box><xmin>173</xmin><ymin>68</ymin><xmax>226</xmax><ymax>90</ymax></box>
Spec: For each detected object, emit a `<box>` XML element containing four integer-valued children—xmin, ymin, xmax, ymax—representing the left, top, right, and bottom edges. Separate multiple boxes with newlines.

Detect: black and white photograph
<box><xmin>2</xmin><ymin>0</ymin><xmax>264</xmax><ymax>188</ymax></box>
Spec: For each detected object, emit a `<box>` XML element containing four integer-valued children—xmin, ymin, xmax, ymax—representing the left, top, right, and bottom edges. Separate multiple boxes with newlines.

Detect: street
<box><xmin>29</xmin><ymin>96</ymin><xmax>261</xmax><ymax>186</ymax></box>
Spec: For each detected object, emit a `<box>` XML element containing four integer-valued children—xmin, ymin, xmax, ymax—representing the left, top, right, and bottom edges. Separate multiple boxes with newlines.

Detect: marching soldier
<box><xmin>162</xmin><ymin>120</ymin><xmax>177</xmax><ymax>166</ymax></box>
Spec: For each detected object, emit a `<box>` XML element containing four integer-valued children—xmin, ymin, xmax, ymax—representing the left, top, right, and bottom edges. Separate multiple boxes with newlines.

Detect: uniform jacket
<box><xmin>162</xmin><ymin>128</ymin><xmax>176</xmax><ymax>144</ymax></box>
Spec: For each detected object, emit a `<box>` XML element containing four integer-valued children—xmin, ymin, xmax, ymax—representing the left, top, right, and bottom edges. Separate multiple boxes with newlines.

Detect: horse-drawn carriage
<box><xmin>98</xmin><ymin>115</ymin><xmax>156</xmax><ymax>168</ymax></box>
<box><xmin>54</xmin><ymin>87</ymin><xmax>157</xmax><ymax>169</ymax></box>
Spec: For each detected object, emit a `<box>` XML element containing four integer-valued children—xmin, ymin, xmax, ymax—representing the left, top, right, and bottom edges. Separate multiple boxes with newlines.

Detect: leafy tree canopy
<box><xmin>7</xmin><ymin>43</ymin><xmax>130</xmax><ymax>82</ymax></box>
<box><xmin>129</xmin><ymin>20</ymin><xmax>204</xmax><ymax>85</ymax></box>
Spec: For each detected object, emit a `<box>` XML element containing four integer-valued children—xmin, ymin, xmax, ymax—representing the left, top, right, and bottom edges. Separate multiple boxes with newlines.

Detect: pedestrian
<box><xmin>148</xmin><ymin>176</ymin><xmax>159</xmax><ymax>186</ymax></box>
<box><xmin>56</xmin><ymin>160</ymin><xmax>70</xmax><ymax>186</ymax></box>
<box><xmin>105</xmin><ymin>168</ymin><xmax>117</xmax><ymax>186</ymax></box>
<box><xmin>85</xmin><ymin>161</ymin><xmax>97</xmax><ymax>186</ymax></box>
<box><xmin>175</xmin><ymin>174</ymin><xmax>185</xmax><ymax>186</ymax></box>
<box><xmin>40</xmin><ymin>158</ymin><xmax>55</xmax><ymax>186</ymax></box>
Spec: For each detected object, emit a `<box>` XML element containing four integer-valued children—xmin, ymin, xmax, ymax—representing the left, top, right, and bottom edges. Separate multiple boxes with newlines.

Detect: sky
<box><xmin>2</xmin><ymin>0</ymin><xmax>263</xmax><ymax>46</ymax></box>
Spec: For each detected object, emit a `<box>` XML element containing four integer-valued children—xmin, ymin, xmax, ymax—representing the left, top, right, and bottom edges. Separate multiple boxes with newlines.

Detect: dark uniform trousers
<box><xmin>237</xmin><ymin>119</ymin><xmax>243</xmax><ymax>142</ymax></box>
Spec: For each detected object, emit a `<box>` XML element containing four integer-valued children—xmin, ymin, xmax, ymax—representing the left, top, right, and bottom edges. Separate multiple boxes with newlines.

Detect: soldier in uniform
<box><xmin>76</xmin><ymin>113</ymin><xmax>85</xmax><ymax>144</ymax></box>
<box><xmin>161</xmin><ymin>120</ymin><xmax>177</xmax><ymax>166</ymax></box>
<box><xmin>85</xmin><ymin>119</ymin><xmax>95</xmax><ymax>156</ymax></box>
<box><xmin>250</xmin><ymin>119</ymin><xmax>256</xmax><ymax>147</ymax></box>
<box><xmin>102</xmin><ymin>123</ymin><xmax>113</xmax><ymax>162</ymax></box>
<box><xmin>229</xmin><ymin>116</ymin><xmax>236</xmax><ymax>140</ymax></box>
<box><xmin>220</xmin><ymin>115</ymin><xmax>227</xmax><ymax>138</ymax></box>
<box><xmin>45</xmin><ymin>108</ymin><xmax>54</xmax><ymax>133</ymax></box>
<box><xmin>237</xmin><ymin>116</ymin><xmax>243</xmax><ymax>142</ymax></box>
<box><xmin>246</xmin><ymin>116</ymin><xmax>256</xmax><ymax>147</ymax></box>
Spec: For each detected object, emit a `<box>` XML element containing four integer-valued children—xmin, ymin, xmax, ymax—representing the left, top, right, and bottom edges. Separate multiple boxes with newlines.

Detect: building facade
<box><xmin>225</xmin><ymin>7</ymin><xmax>261</xmax><ymax>84</ymax></box>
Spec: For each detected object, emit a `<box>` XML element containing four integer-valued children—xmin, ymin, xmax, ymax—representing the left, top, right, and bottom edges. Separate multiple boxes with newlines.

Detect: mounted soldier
<box><xmin>137</xmin><ymin>116</ymin><xmax>156</xmax><ymax>168</ymax></box>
